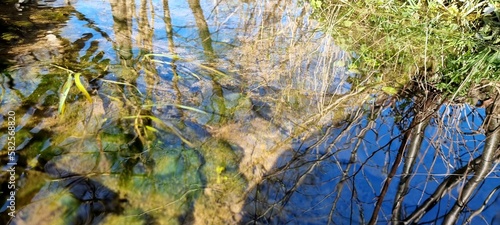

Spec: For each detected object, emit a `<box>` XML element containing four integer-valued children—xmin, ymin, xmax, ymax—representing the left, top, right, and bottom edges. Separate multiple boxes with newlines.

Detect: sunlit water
<box><xmin>0</xmin><ymin>0</ymin><xmax>499</xmax><ymax>224</ymax></box>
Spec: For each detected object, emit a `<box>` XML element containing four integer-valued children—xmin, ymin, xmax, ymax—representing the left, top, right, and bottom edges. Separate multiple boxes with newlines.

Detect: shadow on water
<box><xmin>1</xmin><ymin>0</ymin><xmax>500</xmax><ymax>224</ymax></box>
<box><xmin>239</xmin><ymin>87</ymin><xmax>500</xmax><ymax>224</ymax></box>
<box><xmin>14</xmin><ymin>136</ymin><xmax>127</xmax><ymax>225</ymax></box>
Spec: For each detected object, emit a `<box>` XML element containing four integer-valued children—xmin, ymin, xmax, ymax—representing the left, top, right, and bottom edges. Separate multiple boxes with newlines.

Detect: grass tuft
<box><xmin>312</xmin><ymin>0</ymin><xmax>499</xmax><ymax>100</ymax></box>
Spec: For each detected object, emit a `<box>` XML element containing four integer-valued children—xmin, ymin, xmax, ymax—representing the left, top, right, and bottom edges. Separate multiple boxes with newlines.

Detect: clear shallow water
<box><xmin>0</xmin><ymin>0</ymin><xmax>499</xmax><ymax>224</ymax></box>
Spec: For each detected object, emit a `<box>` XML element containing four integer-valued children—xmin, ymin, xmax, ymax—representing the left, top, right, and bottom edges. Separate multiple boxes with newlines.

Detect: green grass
<box><xmin>312</xmin><ymin>0</ymin><xmax>500</xmax><ymax>101</ymax></box>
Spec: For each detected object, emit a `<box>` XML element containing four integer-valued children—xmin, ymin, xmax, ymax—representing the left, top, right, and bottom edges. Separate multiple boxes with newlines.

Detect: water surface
<box><xmin>1</xmin><ymin>0</ymin><xmax>499</xmax><ymax>224</ymax></box>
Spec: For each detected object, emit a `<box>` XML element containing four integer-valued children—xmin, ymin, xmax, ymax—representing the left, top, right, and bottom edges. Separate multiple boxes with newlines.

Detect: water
<box><xmin>0</xmin><ymin>0</ymin><xmax>499</xmax><ymax>224</ymax></box>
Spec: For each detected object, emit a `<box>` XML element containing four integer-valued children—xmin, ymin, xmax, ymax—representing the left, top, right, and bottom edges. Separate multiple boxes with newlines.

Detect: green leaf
<box><xmin>382</xmin><ymin>86</ymin><xmax>398</xmax><ymax>95</ymax></box>
<box><xmin>145</xmin><ymin>125</ymin><xmax>159</xmax><ymax>133</ymax></box>
<box><xmin>311</xmin><ymin>0</ymin><xmax>322</xmax><ymax>9</ymax></box>
<box><xmin>343</xmin><ymin>20</ymin><xmax>353</xmax><ymax>27</ymax></box>
<box><xmin>59</xmin><ymin>73</ymin><xmax>74</xmax><ymax>115</ymax></box>
<box><xmin>74</xmin><ymin>73</ymin><xmax>92</xmax><ymax>103</ymax></box>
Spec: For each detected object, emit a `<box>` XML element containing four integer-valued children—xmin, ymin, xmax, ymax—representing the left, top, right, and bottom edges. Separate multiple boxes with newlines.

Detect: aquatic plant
<box><xmin>53</xmin><ymin>65</ymin><xmax>92</xmax><ymax>114</ymax></box>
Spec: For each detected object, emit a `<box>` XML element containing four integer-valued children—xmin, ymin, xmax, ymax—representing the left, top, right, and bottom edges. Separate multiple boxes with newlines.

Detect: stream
<box><xmin>1</xmin><ymin>0</ymin><xmax>499</xmax><ymax>224</ymax></box>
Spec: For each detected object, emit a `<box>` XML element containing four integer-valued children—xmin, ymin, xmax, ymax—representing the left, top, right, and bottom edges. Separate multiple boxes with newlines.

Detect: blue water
<box><xmin>1</xmin><ymin>0</ymin><xmax>499</xmax><ymax>224</ymax></box>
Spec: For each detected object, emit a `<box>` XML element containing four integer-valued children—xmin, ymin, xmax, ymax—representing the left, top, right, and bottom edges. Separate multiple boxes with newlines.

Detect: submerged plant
<box><xmin>53</xmin><ymin>65</ymin><xmax>93</xmax><ymax>115</ymax></box>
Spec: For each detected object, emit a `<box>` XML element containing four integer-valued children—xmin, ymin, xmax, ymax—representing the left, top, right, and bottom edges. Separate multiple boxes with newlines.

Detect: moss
<box><xmin>13</xmin><ymin>20</ymin><xmax>34</xmax><ymax>29</ymax></box>
<box><xmin>30</xmin><ymin>9</ymin><xmax>73</xmax><ymax>23</ymax></box>
<box><xmin>1</xmin><ymin>32</ymin><xmax>20</xmax><ymax>41</ymax></box>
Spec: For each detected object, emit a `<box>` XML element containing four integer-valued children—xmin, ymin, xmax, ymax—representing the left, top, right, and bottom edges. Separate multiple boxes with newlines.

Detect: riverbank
<box><xmin>314</xmin><ymin>0</ymin><xmax>499</xmax><ymax>103</ymax></box>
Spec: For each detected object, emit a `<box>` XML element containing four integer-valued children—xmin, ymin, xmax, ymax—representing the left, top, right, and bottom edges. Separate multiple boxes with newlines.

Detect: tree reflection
<box><xmin>109</xmin><ymin>0</ymin><xmax>134</xmax><ymax>62</ymax></box>
<box><xmin>2</xmin><ymin>0</ymin><xmax>500</xmax><ymax>224</ymax></box>
<box><xmin>240</xmin><ymin>90</ymin><xmax>499</xmax><ymax>224</ymax></box>
<box><xmin>187</xmin><ymin>0</ymin><xmax>215</xmax><ymax>60</ymax></box>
